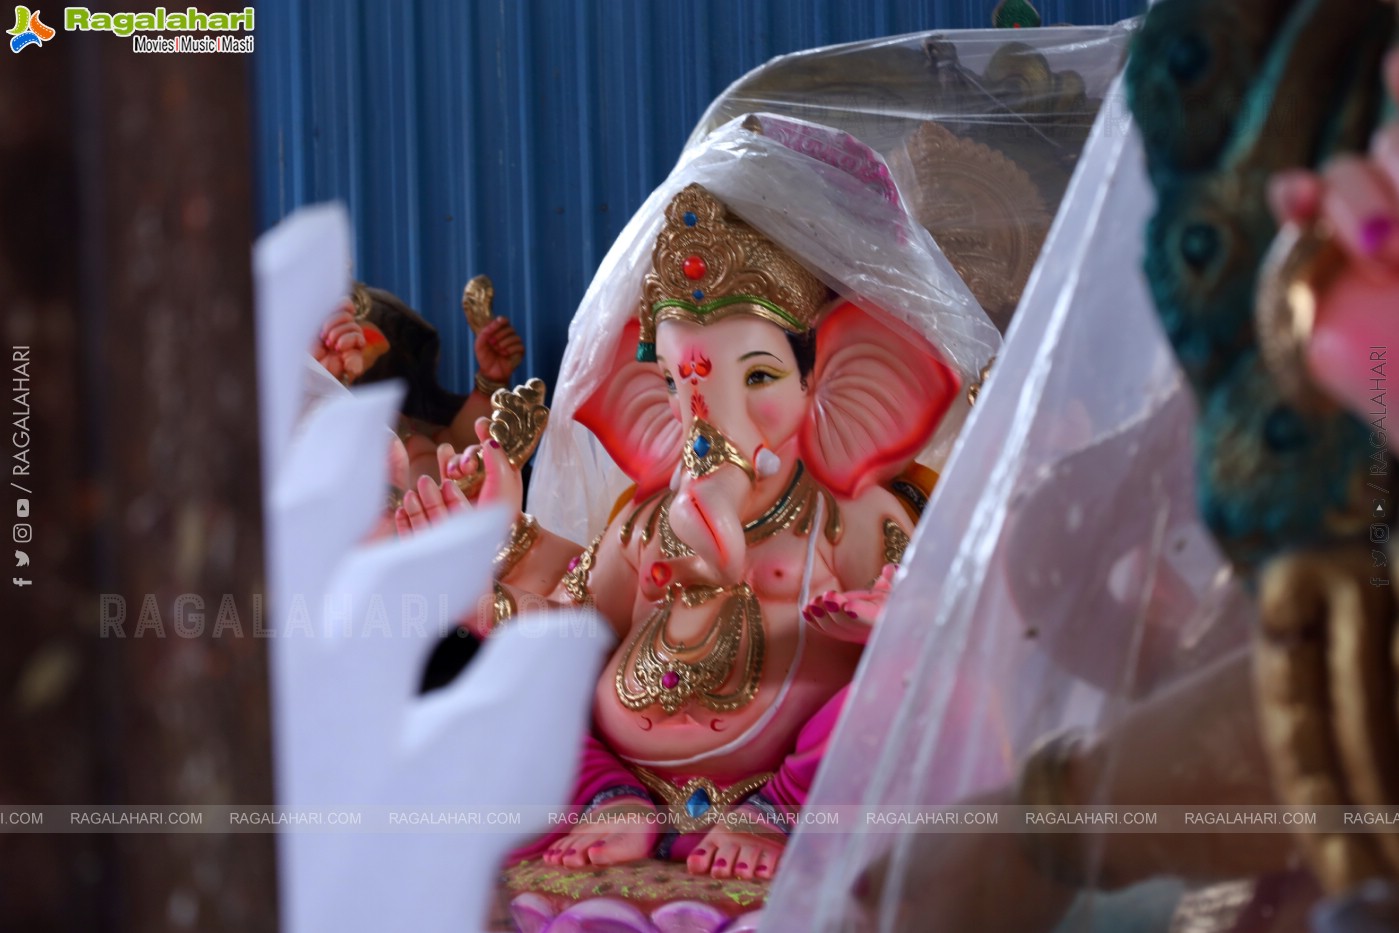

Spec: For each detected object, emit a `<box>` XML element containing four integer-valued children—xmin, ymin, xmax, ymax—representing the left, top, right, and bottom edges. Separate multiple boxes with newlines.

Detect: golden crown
<box><xmin>635</xmin><ymin>184</ymin><xmax>831</xmax><ymax>362</ymax></box>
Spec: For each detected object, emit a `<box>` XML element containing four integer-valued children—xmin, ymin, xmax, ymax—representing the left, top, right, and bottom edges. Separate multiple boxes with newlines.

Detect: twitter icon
<box><xmin>15</xmin><ymin>550</ymin><xmax>28</xmax><ymax>567</ymax></box>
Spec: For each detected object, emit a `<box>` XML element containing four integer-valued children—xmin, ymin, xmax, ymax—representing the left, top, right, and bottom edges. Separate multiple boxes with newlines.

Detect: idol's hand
<box><xmin>393</xmin><ymin>471</ymin><xmax>472</xmax><ymax>537</ymax></box>
<box><xmin>1267</xmin><ymin>50</ymin><xmax>1399</xmax><ymax>448</ymax></box>
<box><xmin>313</xmin><ymin>302</ymin><xmax>367</xmax><ymax>383</ymax></box>
<box><xmin>475</xmin><ymin>316</ymin><xmax>526</xmax><ymax>385</ymax></box>
<box><xmin>388</xmin><ymin>434</ymin><xmax>410</xmax><ymax>496</ymax></box>
<box><xmin>802</xmin><ymin>564</ymin><xmax>897</xmax><ymax>644</ymax></box>
<box><xmin>361</xmin><ymin>435</ymin><xmax>413</xmax><ymax>541</ymax></box>
<box><xmin>441</xmin><ymin>417</ymin><xmax>525</xmax><ymax>514</ymax></box>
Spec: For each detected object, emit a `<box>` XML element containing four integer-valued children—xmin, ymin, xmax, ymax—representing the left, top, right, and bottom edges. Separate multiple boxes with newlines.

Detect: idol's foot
<box><xmin>541</xmin><ymin>800</ymin><xmax>660</xmax><ymax>869</ymax></box>
<box><xmin>686</xmin><ymin>827</ymin><xmax>784</xmax><ymax>881</ymax></box>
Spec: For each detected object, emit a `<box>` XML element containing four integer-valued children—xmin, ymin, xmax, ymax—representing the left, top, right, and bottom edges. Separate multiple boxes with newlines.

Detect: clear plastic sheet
<box><xmin>762</xmin><ymin>79</ymin><xmax>1262</xmax><ymax>931</ymax></box>
<box><xmin>690</xmin><ymin>23</ymin><xmax>1137</xmax><ymax>330</ymax></box>
<box><xmin>529</xmin><ymin>116</ymin><xmax>1000</xmax><ymax>543</ymax></box>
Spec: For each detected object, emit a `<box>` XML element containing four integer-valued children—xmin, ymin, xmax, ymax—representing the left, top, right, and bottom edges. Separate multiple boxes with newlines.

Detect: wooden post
<box><xmin>0</xmin><ymin>8</ymin><xmax>278</xmax><ymax>931</ymax></box>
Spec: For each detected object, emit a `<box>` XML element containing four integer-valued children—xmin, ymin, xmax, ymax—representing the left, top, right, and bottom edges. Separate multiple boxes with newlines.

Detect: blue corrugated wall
<box><xmin>252</xmin><ymin>0</ymin><xmax>1142</xmax><ymax>396</ymax></box>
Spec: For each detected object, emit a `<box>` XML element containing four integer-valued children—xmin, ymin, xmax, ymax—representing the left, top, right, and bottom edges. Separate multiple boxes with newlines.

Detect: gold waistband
<box><xmin>630</xmin><ymin>766</ymin><xmax>773</xmax><ymax>835</ymax></box>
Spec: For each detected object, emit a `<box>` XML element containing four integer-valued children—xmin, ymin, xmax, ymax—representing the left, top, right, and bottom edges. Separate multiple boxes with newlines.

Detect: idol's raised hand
<box><xmin>393</xmin><ymin>469</ymin><xmax>471</xmax><ymax>537</ymax></box>
<box><xmin>312</xmin><ymin>301</ymin><xmax>367</xmax><ymax>383</ymax></box>
<box><xmin>1267</xmin><ymin>50</ymin><xmax>1399</xmax><ymax>447</ymax></box>
<box><xmin>475</xmin><ymin>316</ymin><xmax>526</xmax><ymax>386</ymax></box>
<box><xmin>442</xmin><ymin>416</ymin><xmax>525</xmax><ymax>512</ymax></box>
<box><xmin>396</xmin><ymin>416</ymin><xmax>525</xmax><ymax>537</ymax></box>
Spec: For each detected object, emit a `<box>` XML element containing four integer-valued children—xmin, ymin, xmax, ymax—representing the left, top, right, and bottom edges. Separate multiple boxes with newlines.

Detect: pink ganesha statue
<box><xmin>396</xmin><ymin>178</ymin><xmax>967</xmax><ymax>901</ymax></box>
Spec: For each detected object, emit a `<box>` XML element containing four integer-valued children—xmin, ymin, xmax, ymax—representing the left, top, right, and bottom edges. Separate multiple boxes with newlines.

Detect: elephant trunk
<box><xmin>668</xmin><ymin>464</ymin><xmax>752</xmax><ymax>586</ymax></box>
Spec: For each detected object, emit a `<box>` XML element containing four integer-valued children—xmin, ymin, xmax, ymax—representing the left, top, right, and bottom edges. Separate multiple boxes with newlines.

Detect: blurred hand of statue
<box><xmin>394</xmin><ymin>418</ymin><xmax>523</xmax><ymax>536</ymax></box>
<box><xmin>313</xmin><ymin>301</ymin><xmax>367</xmax><ymax>383</ymax></box>
<box><xmin>475</xmin><ymin>316</ymin><xmax>526</xmax><ymax>385</ymax></box>
<box><xmin>1269</xmin><ymin>51</ymin><xmax>1399</xmax><ymax>449</ymax></box>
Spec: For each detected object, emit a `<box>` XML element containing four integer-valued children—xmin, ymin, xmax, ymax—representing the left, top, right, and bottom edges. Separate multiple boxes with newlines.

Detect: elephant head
<box><xmin>576</xmin><ymin>184</ymin><xmax>958</xmax><ymax>583</ymax></box>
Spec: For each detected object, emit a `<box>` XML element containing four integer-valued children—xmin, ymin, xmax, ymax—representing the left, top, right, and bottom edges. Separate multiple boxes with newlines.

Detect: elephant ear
<box><xmin>575</xmin><ymin>319</ymin><xmax>682</xmax><ymax>497</ymax></box>
<box><xmin>801</xmin><ymin>301</ymin><xmax>959</xmax><ymax>498</ymax></box>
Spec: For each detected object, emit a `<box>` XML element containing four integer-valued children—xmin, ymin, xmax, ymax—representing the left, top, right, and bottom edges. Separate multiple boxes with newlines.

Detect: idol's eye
<box><xmin>745</xmin><ymin>366</ymin><xmax>788</xmax><ymax>387</ymax></box>
<box><xmin>664</xmin><ymin>373</ymin><xmax>677</xmax><ymax>395</ymax></box>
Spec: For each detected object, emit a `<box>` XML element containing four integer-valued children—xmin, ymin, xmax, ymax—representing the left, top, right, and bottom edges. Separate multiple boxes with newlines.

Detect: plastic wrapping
<box><xmin>691</xmin><ymin>23</ymin><xmax>1136</xmax><ymax>330</ymax></box>
<box><xmin>522</xmin><ymin>24</ymin><xmax>1281</xmax><ymax>932</ymax></box>
<box><xmin>762</xmin><ymin>79</ymin><xmax>1266</xmax><ymax>931</ymax></box>
<box><xmin>529</xmin><ymin>115</ymin><xmax>1000</xmax><ymax>543</ymax></box>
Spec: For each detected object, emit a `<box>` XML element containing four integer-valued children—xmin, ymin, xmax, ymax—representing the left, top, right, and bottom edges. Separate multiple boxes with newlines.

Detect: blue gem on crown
<box><xmin>692</xmin><ymin>289</ymin><xmax>704</xmax><ymax>301</ymax></box>
<box><xmin>692</xmin><ymin>435</ymin><xmax>712</xmax><ymax>459</ymax></box>
<box><xmin>683</xmin><ymin>211</ymin><xmax>698</xmax><ymax>227</ymax></box>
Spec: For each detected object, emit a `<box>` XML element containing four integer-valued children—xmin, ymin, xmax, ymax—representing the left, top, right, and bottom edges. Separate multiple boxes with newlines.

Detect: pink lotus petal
<box><xmin>511</xmin><ymin>893</ymin><xmax>557</xmax><ymax>933</ymax></box>
<box><xmin>720</xmin><ymin>910</ymin><xmax>765</xmax><ymax>933</ymax></box>
<box><xmin>651</xmin><ymin>899</ymin><xmax>730</xmax><ymax>933</ymax></box>
<box><xmin>548</xmin><ymin>897</ymin><xmax>658</xmax><ymax>933</ymax></box>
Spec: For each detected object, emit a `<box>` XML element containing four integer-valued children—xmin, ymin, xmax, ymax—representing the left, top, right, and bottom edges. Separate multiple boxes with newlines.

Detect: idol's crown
<box><xmin>635</xmin><ymin>184</ymin><xmax>830</xmax><ymax>362</ymax></box>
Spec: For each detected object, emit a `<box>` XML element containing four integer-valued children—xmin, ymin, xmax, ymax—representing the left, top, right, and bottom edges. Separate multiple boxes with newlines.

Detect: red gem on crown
<box><xmin>682</xmin><ymin>255</ymin><xmax>707</xmax><ymax>281</ymax></box>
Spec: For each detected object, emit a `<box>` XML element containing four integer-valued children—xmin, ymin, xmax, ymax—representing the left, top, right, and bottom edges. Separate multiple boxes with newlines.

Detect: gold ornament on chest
<box><xmin>615</xmin><ymin>583</ymin><xmax>765</xmax><ymax>715</ymax></box>
<box><xmin>612</xmin><ymin>462</ymin><xmax>842</xmax><ymax>714</ymax></box>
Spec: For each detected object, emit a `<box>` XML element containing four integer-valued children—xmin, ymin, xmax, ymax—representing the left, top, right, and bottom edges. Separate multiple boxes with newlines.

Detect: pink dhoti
<box><xmin>509</xmin><ymin>686</ymin><xmax>848</xmax><ymax>864</ymax></box>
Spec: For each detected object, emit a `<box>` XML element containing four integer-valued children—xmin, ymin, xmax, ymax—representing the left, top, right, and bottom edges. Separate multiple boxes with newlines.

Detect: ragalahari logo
<box><xmin>9</xmin><ymin>6</ymin><xmax>54</xmax><ymax>52</ymax></box>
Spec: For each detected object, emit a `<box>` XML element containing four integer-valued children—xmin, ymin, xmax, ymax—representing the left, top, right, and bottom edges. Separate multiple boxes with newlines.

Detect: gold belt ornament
<box><xmin>493</xmin><ymin>513</ymin><xmax>540</xmax><ymax>580</ymax></box>
<box><xmin>630</xmin><ymin>766</ymin><xmax>773</xmax><ymax>835</ymax></box>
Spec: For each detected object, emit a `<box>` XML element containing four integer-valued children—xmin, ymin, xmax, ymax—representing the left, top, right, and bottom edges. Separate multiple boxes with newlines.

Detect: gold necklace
<box><xmin>622</xmin><ymin>461</ymin><xmax>842</xmax><ymax>559</ymax></box>
<box><xmin>620</xmin><ymin>488</ymin><xmax>694</xmax><ymax>559</ymax></box>
<box><xmin>615</xmin><ymin>583</ymin><xmax>764</xmax><ymax>714</ymax></box>
<box><xmin>740</xmin><ymin>461</ymin><xmax>842</xmax><ymax>547</ymax></box>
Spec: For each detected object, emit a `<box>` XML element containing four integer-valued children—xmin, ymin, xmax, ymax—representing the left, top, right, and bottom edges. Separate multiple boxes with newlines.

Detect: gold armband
<box><xmin>562</xmin><ymin>532</ymin><xmax>603</xmax><ymax>605</ymax></box>
<box><xmin>475</xmin><ymin>371</ymin><xmax>509</xmax><ymax>397</ymax></box>
<box><xmin>882</xmin><ymin>517</ymin><xmax>910</xmax><ymax>567</ymax></box>
<box><xmin>493</xmin><ymin>513</ymin><xmax>540</xmax><ymax>580</ymax></box>
<box><xmin>490</xmin><ymin>582</ymin><xmax>516</xmax><ymax>632</ymax></box>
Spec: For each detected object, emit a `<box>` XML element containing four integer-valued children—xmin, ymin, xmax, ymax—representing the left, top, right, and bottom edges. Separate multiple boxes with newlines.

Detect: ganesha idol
<box><xmin>399</xmin><ymin>128</ymin><xmax>993</xmax><ymax>906</ymax></box>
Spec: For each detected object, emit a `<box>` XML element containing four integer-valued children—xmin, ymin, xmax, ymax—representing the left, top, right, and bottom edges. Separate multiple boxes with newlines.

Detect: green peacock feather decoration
<box><xmin>1126</xmin><ymin>0</ymin><xmax>1396</xmax><ymax>574</ymax></box>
